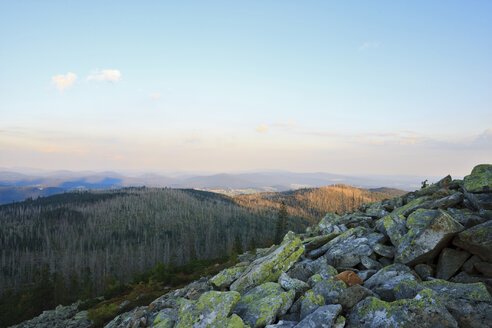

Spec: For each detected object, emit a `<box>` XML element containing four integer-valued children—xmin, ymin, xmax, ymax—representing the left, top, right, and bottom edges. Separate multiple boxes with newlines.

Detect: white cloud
<box><xmin>151</xmin><ymin>93</ymin><xmax>160</xmax><ymax>100</ymax></box>
<box><xmin>255</xmin><ymin>124</ymin><xmax>269</xmax><ymax>133</ymax></box>
<box><xmin>87</xmin><ymin>69</ymin><xmax>121</xmax><ymax>82</ymax></box>
<box><xmin>358</xmin><ymin>41</ymin><xmax>380</xmax><ymax>51</ymax></box>
<box><xmin>52</xmin><ymin>72</ymin><xmax>77</xmax><ymax>91</ymax></box>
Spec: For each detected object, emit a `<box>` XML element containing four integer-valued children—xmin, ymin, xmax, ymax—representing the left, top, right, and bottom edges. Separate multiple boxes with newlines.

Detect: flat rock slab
<box><xmin>453</xmin><ymin>220</ymin><xmax>492</xmax><ymax>262</ymax></box>
<box><xmin>436</xmin><ymin>248</ymin><xmax>470</xmax><ymax>280</ymax></box>
<box><xmin>395</xmin><ymin>209</ymin><xmax>463</xmax><ymax>265</ymax></box>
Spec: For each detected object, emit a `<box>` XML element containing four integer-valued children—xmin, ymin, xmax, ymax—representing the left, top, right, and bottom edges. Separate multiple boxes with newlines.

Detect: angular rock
<box><xmin>453</xmin><ymin>220</ymin><xmax>492</xmax><ymax>262</ymax></box>
<box><xmin>334</xmin><ymin>285</ymin><xmax>374</xmax><ymax>310</ymax></box>
<box><xmin>153</xmin><ymin>308</ymin><xmax>177</xmax><ymax>328</ymax></box>
<box><xmin>381</xmin><ymin>214</ymin><xmax>407</xmax><ymax>247</ymax></box>
<box><xmin>436</xmin><ymin>248</ymin><xmax>470</xmax><ymax>280</ymax></box>
<box><xmin>294</xmin><ymin>304</ymin><xmax>342</xmax><ymax>328</ymax></box>
<box><xmin>288</xmin><ymin>262</ymin><xmax>314</xmax><ymax>282</ymax></box>
<box><xmin>231</xmin><ymin>232</ymin><xmax>304</xmax><ymax>293</ymax></box>
<box><xmin>465</xmin><ymin>192</ymin><xmax>492</xmax><ymax>210</ymax></box>
<box><xmin>310</xmin><ymin>227</ymin><xmax>384</xmax><ymax>267</ymax></box>
<box><xmin>304</xmin><ymin>257</ymin><xmax>338</xmax><ymax>280</ymax></box>
<box><xmin>395</xmin><ymin>209</ymin><xmax>464</xmax><ymax>265</ymax></box>
<box><xmin>316</xmin><ymin>213</ymin><xmax>344</xmax><ymax>234</ymax></box>
<box><xmin>361</xmin><ymin>256</ymin><xmax>383</xmax><ymax>270</ymax></box>
<box><xmin>364</xmin><ymin>264</ymin><xmax>417</xmax><ymax>301</ymax></box>
<box><xmin>209</xmin><ymin>265</ymin><xmax>247</xmax><ymax>290</ymax></box>
<box><xmin>348</xmin><ymin>289</ymin><xmax>458</xmax><ymax>328</ymax></box>
<box><xmin>475</xmin><ymin>261</ymin><xmax>492</xmax><ymax>277</ymax></box>
<box><xmin>279</xmin><ymin>272</ymin><xmax>310</xmax><ymax>298</ymax></box>
<box><xmin>447</xmin><ymin>208</ymin><xmax>486</xmax><ymax>228</ymax></box>
<box><xmin>364</xmin><ymin>202</ymin><xmax>390</xmax><ymax>219</ymax></box>
<box><xmin>233</xmin><ymin>282</ymin><xmax>295</xmax><ymax>328</ymax></box>
<box><xmin>390</xmin><ymin>196</ymin><xmax>429</xmax><ymax>217</ymax></box>
<box><xmin>303</xmin><ymin>233</ymin><xmax>338</xmax><ymax>252</ymax></box>
<box><xmin>372</xmin><ymin>243</ymin><xmax>395</xmax><ymax>258</ymax></box>
<box><xmin>299</xmin><ymin>290</ymin><xmax>325</xmax><ymax>320</ymax></box>
<box><xmin>430</xmin><ymin>193</ymin><xmax>463</xmax><ymax>209</ymax></box>
<box><xmin>394</xmin><ymin>279</ymin><xmax>492</xmax><ymax>328</ymax></box>
<box><xmin>175</xmin><ymin>291</ymin><xmax>243</xmax><ymax>328</ymax></box>
<box><xmin>462</xmin><ymin>255</ymin><xmax>482</xmax><ymax>274</ymax></box>
<box><xmin>464</xmin><ymin>164</ymin><xmax>492</xmax><ymax>193</ymax></box>
<box><xmin>312</xmin><ymin>278</ymin><xmax>346</xmax><ymax>304</ymax></box>
<box><xmin>333</xmin><ymin>271</ymin><xmax>363</xmax><ymax>287</ymax></box>
<box><xmin>414</xmin><ymin>263</ymin><xmax>434</xmax><ymax>280</ymax></box>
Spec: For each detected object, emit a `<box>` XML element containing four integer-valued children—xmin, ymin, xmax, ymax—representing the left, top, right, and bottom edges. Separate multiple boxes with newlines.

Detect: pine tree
<box><xmin>274</xmin><ymin>201</ymin><xmax>288</xmax><ymax>244</ymax></box>
<box><xmin>233</xmin><ymin>235</ymin><xmax>243</xmax><ymax>254</ymax></box>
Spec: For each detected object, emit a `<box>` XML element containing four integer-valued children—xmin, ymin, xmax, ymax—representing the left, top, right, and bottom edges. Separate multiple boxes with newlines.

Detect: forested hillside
<box><xmin>234</xmin><ymin>184</ymin><xmax>395</xmax><ymax>225</ymax></box>
<box><xmin>0</xmin><ymin>188</ymin><xmax>311</xmax><ymax>298</ymax></box>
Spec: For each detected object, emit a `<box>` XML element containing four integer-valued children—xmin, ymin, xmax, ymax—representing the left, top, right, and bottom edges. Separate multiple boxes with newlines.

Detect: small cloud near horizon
<box><xmin>52</xmin><ymin>72</ymin><xmax>77</xmax><ymax>91</ymax></box>
<box><xmin>151</xmin><ymin>93</ymin><xmax>160</xmax><ymax>100</ymax></box>
<box><xmin>273</xmin><ymin>120</ymin><xmax>296</xmax><ymax>131</ymax></box>
<box><xmin>255</xmin><ymin>124</ymin><xmax>269</xmax><ymax>133</ymax></box>
<box><xmin>87</xmin><ymin>69</ymin><xmax>121</xmax><ymax>82</ymax></box>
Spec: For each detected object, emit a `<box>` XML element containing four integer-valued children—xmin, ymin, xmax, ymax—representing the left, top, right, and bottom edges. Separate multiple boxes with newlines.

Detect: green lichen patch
<box><xmin>464</xmin><ymin>164</ymin><xmax>492</xmax><ymax>193</ymax></box>
<box><xmin>209</xmin><ymin>266</ymin><xmax>247</xmax><ymax>289</ymax></box>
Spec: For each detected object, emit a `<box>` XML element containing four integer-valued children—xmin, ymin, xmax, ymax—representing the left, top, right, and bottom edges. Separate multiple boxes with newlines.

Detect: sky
<box><xmin>0</xmin><ymin>1</ymin><xmax>491</xmax><ymax>177</ymax></box>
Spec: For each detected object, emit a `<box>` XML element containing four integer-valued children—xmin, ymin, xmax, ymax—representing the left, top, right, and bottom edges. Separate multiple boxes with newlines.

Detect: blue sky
<box><xmin>1</xmin><ymin>1</ymin><xmax>491</xmax><ymax>176</ymax></box>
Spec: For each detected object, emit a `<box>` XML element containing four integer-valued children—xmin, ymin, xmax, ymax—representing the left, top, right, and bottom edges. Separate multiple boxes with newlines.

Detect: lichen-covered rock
<box><xmin>334</xmin><ymin>285</ymin><xmax>374</xmax><ymax>310</ymax></box>
<box><xmin>299</xmin><ymin>290</ymin><xmax>325</xmax><ymax>320</ymax></box>
<box><xmin>395</xmin><ymin>209</ymin><xmax>463</xmax><ymax>265</ymax></box>
<box><xmin>304</xmin><ymin>257</ymin><xmax>338</xmax><ymax>280</ymax></box>
<box><xmin>453</xmin><ymin>220</ymin><xmax>492</xmax><ymax>262</ymax></box>
<box><xmin>364</xmin><ymin>264</ymin><xmax>417</xmax><ymax>301</ymax></box>
<box><xmin>364</xmin><ymin>202</ymin><xmax>390</xmax><ymax>219</ymax></box>
<box><xmin>464</xmin><ymin>164</ymin><xmax>492</xmax><ymax>193</ymax></box>
<box><xmin>348</xmin><ymin>289</ymin><xmax>458</xmax><ymax>328</ymax></box>
<box><xmin>303</xmin><ymin>233</ymin><xmax>339</xmax><ymax>252</ymax></box>
<box><xmin>429</xmin><ymin>193</ymin><xmax>463</xmax><ymax>209</ymax></box>
<box><xmin>435</xmin><ymin>248</ymin><xmax>470</xmax><ymax>280</ymax></box>
<box><xmin>447</xmin><ymin>208</ymin><xmax>487</xmax><ymax>228</ymax></box>
<box><xmin>390</xmin><ymin>196</ymin><xmax>429</xmax><ymax>217</ymax></box>
<box><xmin>175</xmin><ymin>290</ymin><xmax>243</xmax><ymax>328</ymax></box>
<box><xmin>310</xmin><ymin>227</ymin><xmax>384</xmax><ymax>267</ymax></box>
<box><xmin>312</xmin><ymin>278</ymin><xmax>346</xmax><ymax>304</ymax></box>
<box><xmin>465</xmin><ymin>191</ymin><xmax>492</xmax><ymax>210</ymax></box>
<box><xmin>360</xmin><ymin>256</ymin><xmax>383</xmax><ymax>270</ymax></box>
<box><xmin>230</xmin><ymin>232</ymin><xmax>304</xmax><ymax>293</ymax></box>
<box><xmin>381</xmin><ymin>214</ymin><xmax>407</xmax><ymax>247</ymax></box>
<box><xmin>10</xmin><ymin>302</ymin><xmax>92</xmax><ymax>328</ymax></box>
<box><xmin>153</xmin><ymin>308</ymin><xmax>177</xmax><ymax>328</ymax></box>
<box><xmin>279</xmin><ymin>272</ymin><xmax>310</xmax><ymax>298</ymax></box>
<box><xmin>209</xmin><ymin>265</ymin><xmax>247</xmax><ymax>289</ymax></box>
<box><xmin>316</xmin><ymin>213</ymin><xmax>345</xmax><ymax>234</ymax></box>
<box><xmin>372</xmin><ymin>243</ymin><xmax>395</xmax><ymax>258</ymax></box>
<box><xmin>394</xmin><ymin>279</ymin><xmax>492</xmax><ymax>328</ymax></box>
<box><xmin>294</xmin><ymin>304</ymin><xmax>342</xmax><ymax>328</ymax></box>
<box><xmin>233</xmin><ymin>282</ymin><xmax>295</xmax><ymax>328</ymax></box>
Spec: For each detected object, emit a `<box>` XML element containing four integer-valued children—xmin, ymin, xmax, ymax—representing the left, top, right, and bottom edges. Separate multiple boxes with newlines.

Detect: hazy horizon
<box><xmin>1</xmin><ymin>1</ymin><xmax>491</xmax><ymax>177</ymax></box>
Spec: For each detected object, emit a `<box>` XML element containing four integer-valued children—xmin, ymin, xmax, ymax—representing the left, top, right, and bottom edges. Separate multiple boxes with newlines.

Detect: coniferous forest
<box><xmin>0</xmin><ymin>186</ymin><xmax>393</xmax><ymax>326</ymax></box>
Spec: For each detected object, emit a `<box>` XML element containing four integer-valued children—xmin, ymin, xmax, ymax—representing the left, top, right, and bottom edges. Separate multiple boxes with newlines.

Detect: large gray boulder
<box><xmin>453</xmin><ymin>220</ymin><xmax>492</xmax><ymax>262</ymax></box>
<box><xmin>435</xmin><ymin>248</ymin><xmax>470</xmax><ymax>280</ymax></box>
<box><xmin>347</xmin><ymin>289</ymin><xmax>458</xmax><ymax>328</ymax></box>
<box><xmin>364</xmin><ymin>264</ymin><xmax>418</xmax><ymax>301</ymax></box>
<box><xmin>394</xmin><ymin>279</ymin><xmax>492</xmax><ymax>328</ymax></box>
<box><xmin>233</xmin><ymin>282</ymin><xmax>295</xmax><ymax>328</ymax></box>
<box><xmin>395</xmin><ymin>209</ymin><xmax>463</xmax><ymax>265</ymax></box>
<box><xmin>464</xmin><ymin>164</ymin><xmax>492</xmax><ymax>193</ymax></box>
<box><xmin>231</xmin><ymin>232</ymin><xmax>304</xmax><ymax>293</ymax></box>
<box><xmin>294</xmin><ymin>304</ymin><xmax>343</xmax><ymax>328</ymax></box>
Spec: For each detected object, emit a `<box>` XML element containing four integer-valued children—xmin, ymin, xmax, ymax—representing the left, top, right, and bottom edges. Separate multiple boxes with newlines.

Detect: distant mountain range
<box><xmin>0</xmin><ymin>169</ymin><xmax>434</xmax><ymax>204</ymax></box>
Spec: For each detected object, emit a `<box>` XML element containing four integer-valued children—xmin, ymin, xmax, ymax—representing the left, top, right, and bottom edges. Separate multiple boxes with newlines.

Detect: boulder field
<box><xmin>14</xmin><ymin>164</ymin><xmax>492</xmax><ymax>328</ymax></box>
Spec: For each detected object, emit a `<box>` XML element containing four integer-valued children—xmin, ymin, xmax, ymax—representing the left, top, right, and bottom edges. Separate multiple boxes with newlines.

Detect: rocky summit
<box><xmin>13</xmin><ymin>164</ymin><xmax>492</xmax><ymax>328</ymax></box>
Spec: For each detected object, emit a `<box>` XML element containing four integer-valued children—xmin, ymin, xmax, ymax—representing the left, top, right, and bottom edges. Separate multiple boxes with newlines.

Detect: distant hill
<box><xmin>368</xmin><ymin>187</ymin><xmax>408</xmax><ymax>197</ymax></box>
<box><xmin>233</xmin><ymin>184</ymin><xmax>395</xmax><ymax>225</ymax></box>
<box><xmin>0</xmin><ymin>169</ymin><xmax>428</xmax><ymax>204</ymax></box>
